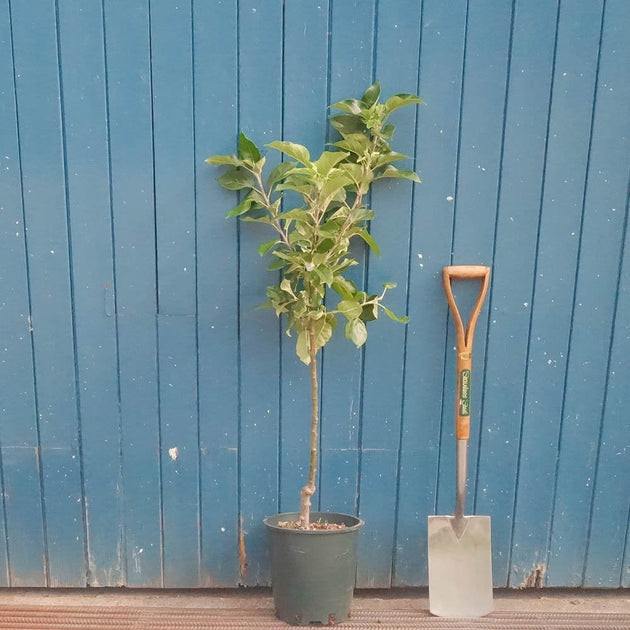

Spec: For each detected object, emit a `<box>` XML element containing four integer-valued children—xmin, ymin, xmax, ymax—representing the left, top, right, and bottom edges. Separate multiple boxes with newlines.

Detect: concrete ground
<box><xmin>0</xmin><ymin>586</ymin><xmax>628</xmax><ymax>613</ymax></box>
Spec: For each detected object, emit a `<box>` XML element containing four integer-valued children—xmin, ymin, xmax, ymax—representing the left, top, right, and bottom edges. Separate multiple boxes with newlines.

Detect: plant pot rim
<box><xmin>264</xmin><ymin>511</ymin><xmax>364</xmax><ymax>534</ymax></box>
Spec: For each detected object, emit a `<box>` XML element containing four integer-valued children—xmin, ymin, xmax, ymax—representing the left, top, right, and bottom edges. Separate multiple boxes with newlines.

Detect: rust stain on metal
<box><xmin>523</xmin><ymin>563</ymin><xmax>546</xmax><ymax>588</ymax></box>
<box><xmin>238</xmin><ymin>516</ymin><xmax>248</xmax><ymax>579</ymax></box>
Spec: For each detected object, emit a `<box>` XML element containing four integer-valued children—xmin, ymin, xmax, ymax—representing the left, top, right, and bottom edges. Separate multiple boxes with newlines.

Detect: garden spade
<box><xmin>428</xmin><ymin>265</ymin><xmax>493</xmax><ymax>617</ymax></box>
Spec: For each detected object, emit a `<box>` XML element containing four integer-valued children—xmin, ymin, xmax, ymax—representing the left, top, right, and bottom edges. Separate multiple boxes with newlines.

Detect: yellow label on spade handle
<box><xmin>456</xmin><ymin>355</ymin><xmax>472</xmax><ymax>440</ymax></box>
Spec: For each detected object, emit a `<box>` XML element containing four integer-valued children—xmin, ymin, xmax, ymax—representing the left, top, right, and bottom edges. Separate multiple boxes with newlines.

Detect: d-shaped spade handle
<box><xmin>443</xmin><ymin>265</ymin><xmax>490</xmax><ymax>440</ymax></box>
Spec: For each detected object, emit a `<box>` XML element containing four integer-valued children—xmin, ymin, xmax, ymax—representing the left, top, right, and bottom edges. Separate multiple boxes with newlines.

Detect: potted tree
<box><xmin>207</xmin><ymin>82</ymin><xmax>421</xmax><ymax>625</ymax></box>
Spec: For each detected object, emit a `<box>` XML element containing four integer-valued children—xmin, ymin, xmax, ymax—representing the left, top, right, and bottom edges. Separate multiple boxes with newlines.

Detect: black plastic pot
<box><xmin>264</xmin><ymin>512</ymin><xmax>364</xmax><ymax>626</ymax></box>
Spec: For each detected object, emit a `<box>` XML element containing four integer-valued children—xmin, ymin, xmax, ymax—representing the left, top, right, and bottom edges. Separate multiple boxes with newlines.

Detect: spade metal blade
<box><xmin>427</xmin><ymin>515</ymin><xmax>493</xmax><ymax>617</ymax></box>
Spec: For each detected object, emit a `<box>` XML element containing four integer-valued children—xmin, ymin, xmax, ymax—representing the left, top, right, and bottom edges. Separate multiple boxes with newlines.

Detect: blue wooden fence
<box><xmin>0</xmin><ymin>0</ymin><xmax>628</xmax><ymax>589</ymax></box>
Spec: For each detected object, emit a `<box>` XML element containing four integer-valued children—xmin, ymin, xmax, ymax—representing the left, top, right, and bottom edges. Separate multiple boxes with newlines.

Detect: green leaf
<box><xmin>337</xmin><ymin>300</ymin><xmax>363</xmax><ymax>320</ymax></box>
<box><xmin>374</xmin><ymin>151</ymin><xmax>408</xmax><ymax>168</ymax></box>
<box><xmin>380</xmin><ymin>124</ymin><xmax>395</xmax><ymax>140</ymax></box>
<box><xmin>313</xmin><ymin>151</ymin><xmax>349</xmax><ymax>177</ymax></box>
<box><xmin>271</xmin><ymin>250</ymin><xmax>295</xmax><ymax>262</ymax></box>
<box><xmin>360</xmin><ymin>302</ymin><xmax>378</xmax><ymax>322</ymax></box>
<box><xmin>280</xmin><ymin>278</ymin><xmax>297</xmax><ymax>297</ymax></box>
<box><xmin>267</xmin><ymin>161</ymin><xmax>296</xmax><ymax>188</ymax></box>
<box><xmin>352</xmin><ymin>208</ymin><xmax>375</xmax><ymax>222</ymax></box>
<box><xmin>382</xmin><ymin>282</ymin><xmax>397</xmax><ymax>290</ymax></box>
<box><xmin>281</xmin><ymin>166</ymin><xmax>316</xmax><ymax>181</ymax></box>
<box><xmin>279</xmin><ymin>208</ymin><xmax>311</xmax><ymax>222</ymax></box>
<box><xmin>206</xmin><ymin>154</ymin><xmax>242</xmax><ymax>167</ymax></box>
<box><xmin>267</xmin><ymin>257</ymin><xmax>286</xmax><ymax>271</ymax></box>
<box><xmin>361</xmin><ymin>82</ymin><xmax>381</xmax><ymax>108</ymax></box>
<box><xmin>345</xmin><ymin>318</ymin><xmax>368</xmax><ymax>348</ymax></box>
<box><xmin>267</xmin><ymin>141</ymin><xmax>311</xmax><ymax>166</ymax></box>
<box><xmin>339</xmin><ymin>162</ymin><xmax>372</xmax><ymax>188</ymax></box>
<box><xmin>320</xmin><ymin>172</ymin><xmax>353</xmax><ymax>201</ymax></box>
<box><xmin>329</xmin><ymin>114</ymin><xmax>365</xmax><ymax>136</ymax></box>
<box><xmin>381</xmin><ymin>305</ymin><xmax>409</xmax><ymax>324</ymax></box>
<box><xmin>361</xmin><ymin>104</ymin><xmax>386</xmax><ymax>131</ymax></box>
<box><xmin>355</xmin><ymin>229</ymin><xmax>381</xmax><ymax>257</ymax></box>
<box><xmin>275</xmin><ymin>169</ymin><xmax>317</xmax><ymax>194</ymax></box>
<box><xmin>315</xmin><ymin>238</ymin><xmax>335</xmax><ymax>254</ymax></box>
<box><xmin>240</xmin><ymin>215</ymin><xmax>273</xmax><ymax>224</ymax></box>
<box><xmin>218</xmin><ymin>168</ymin><xmax>255</xmax><ymax>190</ymax></box>
<box><xmin>375</xmin><ymin>165</ymin><xmax>421</xmax><ymax>182</ymax></box>
<box><xmin>334</xmin><ymin>257</ymin><xmax>358</xmax><ymax>273</ymax></box>
<box><xmin>313</xmin><ymin>316</ymin><xmax>334</xmax><ymax>348</ymax></box>
<box><xmin>290</xmin><ymin>233</ymin><xmax>311</xmax><ymax>251</ymax></box>
<box><xmin>226</xmin><ymin>194</ymin><xmax>255</xmax><ymax>218</ymax></box>
<box><xmin>258</xmin><ymin>238</ymin><xmax>278</xmax><ymax>255</ymax></box>
<box><xmin>249</xmin><ymin>189</ymin><xmax>270</xmax><ymax>208</ymax></box>
<box><xmin>296</xmin><ymin>329</ymin><xmax>311</xmax><ymax>364</ymax></box>
<box><xmin>331</xmin><ymin>134</ymin><xmax>371</xmax><ymax>157</ymax></box>
<box><xmin>330</xmin><ymin>98</ymin><xmax>363</xmax><ymax>114</ymax></box>
<box><xmin>238</xmin><ymin>132</ymin><xmax>261</xmax><ymax>161</ymax></box>
<box><xmin>275</xmin><ymin>181</ymin><xmax>314</xmax><ymax>196</ymax></box>
<box><xmin>331</xmin><ymin>276</ymin><xmax>356</xmax><ymax>300</ymax></box>
<box><xmin>314</xmin><ymin>265</ymin><xmax>334</xmax><ymax>286</ymax></box>
<box><xmin>384</xmin><ymin>93</ymin><xmax>424</xmax><ymax>115</ymax></box>
<box><xmin>319</xmin><ymin>218</ymin><xmax>344</xmax><ymax>236</ymax></box>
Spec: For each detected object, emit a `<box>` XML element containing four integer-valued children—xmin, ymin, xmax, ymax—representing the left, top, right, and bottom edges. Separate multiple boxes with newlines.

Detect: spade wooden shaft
<box><xmin>442</xmin><ymin>266</ymin><xmax>490</xmax><ymax>521</ymax></box>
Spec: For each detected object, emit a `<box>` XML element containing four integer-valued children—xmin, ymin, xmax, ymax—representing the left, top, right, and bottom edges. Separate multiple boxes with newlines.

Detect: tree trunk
<box><xmin>298</xmin><ymin>323</ymin><xmax>319</xmax><ymax>528</ymax></box>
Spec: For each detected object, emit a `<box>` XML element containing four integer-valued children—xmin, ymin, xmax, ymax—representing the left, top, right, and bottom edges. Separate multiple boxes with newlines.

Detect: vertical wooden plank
<box><xmin>41</xmin><ymin>446</ymin><xmax>84</xmax><ymax>586</ymax></box>
<box><xmin>150</xmin><ymin>0</ymin><xmax>200</xmax><ymax>587</ymax></box>
<box><xmin>281</xmin><ymin>1</ymin><xmax>329</xmax><ymax>155</ymax></box>
<box><xmin>0</xmin><ymin>448</ymin><xmax>45</xmax><ymax>586</ymax></box>
<box><xmin>199</xmin><ymin>448</ymin><xmax>239</xmax><ymax>586</ymax></box>
<box><xmin>56</xmin><ymin>0</ymin><xmax>124</xmax><ymax>586</ymax></box>
<box><xmin>152</xmin><ymin>8</ymin><xmax>197</xmax><ymax>317</ymax></box>
<box><xmin>158</xmin><ymin>317</ymin><xmax>200</xmax><ymax>586</ymax></box>
<box><xmin>237</xmin><ymin>0</ymin><xmax>283</xmax><ymax>586</ymax></box>
<box><xmin>327</xmin><ymin>0</ymin><xmax>375</xmax><ymax>99</ymax></box>
<box><xmin>0</xmin><ymin>0</ymin><xmax>31</xmax><ymax>586</ymax></box>
<box><xmin>320</xmin><ymin>1</ymin><xmax>376</xmax><ymax>579</ymax></box>
<box><xmin>194</xmin><ymin>0</ymin><xmax>240</xmax><ymax>587</ymax></box>
<box><xmin>8</xmin><ymin>0</ymin><xmax>83</xmax><ymax>587</ymax></box>
<box><xmin>103</xmin><ymin>0</ymin><xmax>162</xmax><ymax>587</ymax></box>
<box><xmin>395</xmin><ymin>0</ymin><xmax>467</xmax><ymax>586</ymax></box>
<box><xmin>358</xmin><ymin>0</ymin><xmax>421</xmax><ymax>588</ymax></box>
<box><xmin>116</xmin><ymin>315</ymin><xmax>162</xmax><ymax>588</ymax></box>
<box><xmin>450</xmin><ymin>0</ymin><xmax>512</xmax><ymax>263</ymax></box>
<box><xmin>476</xmin><ymin>0</ymin><xmax>558</xmax><ymax>587</ymax></box>
<box><xmin>585</xmin><ymin>198</ymin><xmax>629</xmax><ymax>586</ymax></box>
<box><xmin>0</xmin><ymin>0</ymin><xmax>35</xmax><ymax>455</ymax></box>
<box><xmin>3</xmin><ymin>2</ymin><xmax>48</xmax><ymax>586</ymax></box>
<box><xmin>279</xmin><ymin>1</ymin><xmax>330</xmax><ymax>518</ymax></box>
<box><xmin>548</xmin><ymin>0</ymin><xmax>627</xmax><ymax>586</ymax></box>
<box><xmin>510</xmin><ymin>0</ymin><xmax>606</xmax><ymax>587</ymax></box>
